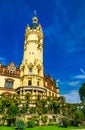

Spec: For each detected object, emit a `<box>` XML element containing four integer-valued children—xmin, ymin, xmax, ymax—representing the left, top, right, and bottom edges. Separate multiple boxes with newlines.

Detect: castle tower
<box><xmin>18</xmin><ymin>13</ymin><xmax>46</xmax><ymax>98</ymax></box>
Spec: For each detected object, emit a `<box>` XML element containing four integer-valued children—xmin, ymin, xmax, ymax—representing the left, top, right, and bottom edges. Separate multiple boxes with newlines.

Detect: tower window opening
<box><xmin>29</xmin><ymin>68</ymin><xmax>32</xmax><ymax>75</ymax></box>
<box><xmin>38</xmin><ymin>69</ymin><xmax>40</xmax><ymax>75</ymax></box>
<box><xmin>28</xmin><ymin>80</ymin><xmax>32</xmax><ymax>86</ymax></box>
<box><xmin>37</xmin><ymin>81</ymin><xmax>39</xmax><ymax>86</ymax></box>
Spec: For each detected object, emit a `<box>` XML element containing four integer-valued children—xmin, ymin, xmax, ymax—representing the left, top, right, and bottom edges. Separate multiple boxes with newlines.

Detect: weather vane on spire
<box><xmin>33</xmin><ymin>10</ymin><xmax>37</xmax><ymax>16</ymax></box>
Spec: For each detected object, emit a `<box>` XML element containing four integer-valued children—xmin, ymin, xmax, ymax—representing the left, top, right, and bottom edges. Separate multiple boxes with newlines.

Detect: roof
<box><xmin>31</xmin><ymin>23</ymin><xmax>39</xmax><ymax>29</ymax></box>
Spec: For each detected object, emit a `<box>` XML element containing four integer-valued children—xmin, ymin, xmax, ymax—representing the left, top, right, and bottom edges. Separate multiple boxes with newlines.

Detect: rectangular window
<box><xmin>38</xmin><ymin>69</ymin><xmax>40</xmax><ymax>75</ymax></box>
<box><xmin>52</xmin><ymin>86</ymin><xmax>53</xmax><ymax>90</ymax></box>
<box><xmin>5</xmin><ymin>80</ymin><xmax>13</xmax><ymax>88</ymax></box>
<box><xmin>29</xmin><ymin>68</ymin><xmax>32</xmax><ymax>75</ymax></box>
<box><xmin>37</xmin><ymin>81</ymin><xmax>39</xmax><ymax>86</ymax></box>
<box><xmin>28</xmin><ymin>80</ymin><xmax>32</xmax><ymax>86</ymax></box>
<box><xmin>45</xmin><ymin>81</ymin><xmax>47</xmax><ymax>86</ymax></box>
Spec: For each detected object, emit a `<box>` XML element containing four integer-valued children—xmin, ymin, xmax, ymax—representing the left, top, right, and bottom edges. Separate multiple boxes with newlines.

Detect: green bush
<box><xmin>61</xmin><ymin>117</ymin><xmax>70</xmax><ymax>127</ymax></box>
<box><xmin>29</xmin><ymin>107</ymin><xmax>36</xmax><ymax>114</ymax></box>
<box><xmin>27</xmin><ymin>120</ymin><xmax>35</xmax><ymax>128</ymax></box>
<box><xmin>48</xmin><ymin>121</ymin><xmax>55</xmax><ymax>126</ymax></box>
<box><xmin>43</xmin><ymin>107</ymin><xmax>48</xmax><ymax>114</ymax></box>
<box><xmin>15</xmin><ymin>119</ymin><xmax>25</xmax><ymax>130</ymax></box>
<box><xmin>41</xmin><ymin>115</ymin><xmax>48</xmax><ymax>124</ymax></box>
<box><xmin>31</xmin><ymin>116</ymin><xmax>39</xmax><ymax>126</ymax></box>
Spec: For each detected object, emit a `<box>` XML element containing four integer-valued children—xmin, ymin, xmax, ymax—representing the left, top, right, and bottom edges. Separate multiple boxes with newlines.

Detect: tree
<box><xmin>35</xmin><ymin>95</ymin><xmax>47</xmax><ymax>115</ymax></box>
<box><xmin>61</xmin><ymin>117</ymin><xmax>70</xmax><ymax>127</ymax></box>
<box><xmin>29</xmin><ymin>107</ymin><xmax>36</xmax><ymax>114</ymax></box>
<box><xmin>48</xmin><ymin>101</ymin><xmax>60</xmax><ymax>114</ymax></box>
<box><xmin>7</xmin><ymin>104</ymin><xmax>19</xmax><ymax>118</ymax></box>
<box><xmin>73</xmin><ymin>110</ymin><xmax>84</xmax><ymax>126</ymax></box>
<box><xmin>79</xmin><ymin>83</ymin><xmax>85</xmax><ymax>102</ymax></box>
<box><xmin>7</xmin><ymin>104</ymin><xmax>19</xmax><ymax>126</ymax></box>
<box><xmin>20</xmin><ymin>106</ymin><xmax>27</xmax><ymax>115</ymax></box>
<box><xmin>60</xmin><ymin>103</ymin><xmax>84</xmax><ymax>127</ymax></box>
<box><xmin>41</xmin><ymin>115</ymin><xmax>48</xmax><ymax>125</ymax></box>
<box><xmin>0</xmin><ymin>94</ymin><xmax>20</xmax><ymax>126</ymax></box>
<box><xmin>25</xmin><ymin>93</ymin><xmax>30</xmax><ymax>111</ymax></box>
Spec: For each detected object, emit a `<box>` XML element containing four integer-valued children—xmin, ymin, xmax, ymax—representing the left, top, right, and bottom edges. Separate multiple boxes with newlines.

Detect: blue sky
<box><xmin>0</xmin><ymin>0</ymin><xmax>85</xmax><ymax>103</ymax></box>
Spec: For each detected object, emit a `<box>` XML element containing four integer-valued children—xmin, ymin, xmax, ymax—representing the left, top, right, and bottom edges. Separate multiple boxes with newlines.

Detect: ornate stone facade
<box><xmin>0</xmin><ymin>62</ymin><xmax>20</xmax><ymax>95</ymax></box>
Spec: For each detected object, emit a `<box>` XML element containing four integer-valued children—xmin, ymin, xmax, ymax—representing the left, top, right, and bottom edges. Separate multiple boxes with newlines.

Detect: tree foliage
<box><xmin>27</xmin><ymin>119</ymin><xmax>35</xmax><ymax>128</ymax></box>
<box><xmin>79</xmin><ymin>83</ymin><xmax>85</xmax><ymax>102</ymax></box>
<box><xmin>7</xmin><ymin>104</ymin><xmax>19</xmax><ymax>118</ymax></box>
<box><xmin>41</xmin><ymin>115</ymin><xmax>48</xmax><ymax>125</ymax></box>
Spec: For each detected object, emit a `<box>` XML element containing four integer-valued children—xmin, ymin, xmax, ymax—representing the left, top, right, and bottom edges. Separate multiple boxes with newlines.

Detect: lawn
<box><xmin>0</xmin><ymin>126</ymin><xmax>85</xmax><ymax>130</ymax></box>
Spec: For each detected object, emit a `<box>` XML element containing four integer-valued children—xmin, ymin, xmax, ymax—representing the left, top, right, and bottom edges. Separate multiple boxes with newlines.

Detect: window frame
<box><xmin>4</xmin><ymin>78</ymin><xmax>14</xmax><ymax>89</ymax></box>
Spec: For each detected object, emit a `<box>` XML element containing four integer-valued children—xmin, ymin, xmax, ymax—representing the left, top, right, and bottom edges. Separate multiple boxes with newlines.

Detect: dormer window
<box><xmin>7</xmin><ymin>69</ymin><xmax>15</xmax><ymax>74</ymax></box>
<box><xmin>7</xmin><ymin>62</ymin><xmax>16</xmax><ymax>74</ymax></box>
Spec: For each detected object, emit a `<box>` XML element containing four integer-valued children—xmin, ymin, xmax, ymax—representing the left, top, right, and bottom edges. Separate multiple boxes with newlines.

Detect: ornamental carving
<box><xmin>7</xmin><ymin>62</ymin><xmax>16</xmax><ymax>72</ymax></box>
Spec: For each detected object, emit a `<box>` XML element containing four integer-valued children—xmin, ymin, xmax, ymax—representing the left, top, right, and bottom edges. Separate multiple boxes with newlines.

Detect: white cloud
<box><xmin>56</xmin><ymin>79</ymin><xmax>60</xmax><ymax>82</ymax></box>
<box><xmin>73</xmin><ymin>75</ymin><xmax>85</xmax><ymax>79</ymax></box>
<box><xmin>0</xmin><ymin>57</ymin><xmax>6</xmax><ymax>65</ymax></box>
<box><xmin>62</xmin><ymin>90</ymin><xmax>81</xmax><ymax>103</ymax></box>
<box><xmin>68</xmin><ymin>81</ymin><xmax>80</xmax><ymax>86</ymax></box>
<box><xmin>80</xmin><ymin>68</ymin><xmax>85</xmax><ymax>74</ymax></box>
<box><xmin>0</xmin><ymin>57</ymin><xmax>6</xmax><ymax>60</ymax></box>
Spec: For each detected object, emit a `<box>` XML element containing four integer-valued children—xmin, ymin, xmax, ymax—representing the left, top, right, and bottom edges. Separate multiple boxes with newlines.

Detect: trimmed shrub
<box><xmin>41</xmin><ymin>115</ymin><xmax>48</xmax><ymax>125</ymax></box>
<box><xmin>27</xmin><ymin>120</ymin><xmax>35</xmax><ymax>128</ymax></box>
<box><xmin>61</xmin><ymin>117</ymin><xmax>70</xmax><ymax>127</ymax></box>
<box><xmin>48</xmin><ymin>121</ymin><xmax>55</xmax><ymax>126</ymax></box>
<box><xmin>15</xmin><ymin>119</ymin><xmax>25</xmax><ymax>130</ymax></box>
<box><xmin>29</xmin><ymin>107</ymin><xmax>36</xmax><ymax>114</ymax></box>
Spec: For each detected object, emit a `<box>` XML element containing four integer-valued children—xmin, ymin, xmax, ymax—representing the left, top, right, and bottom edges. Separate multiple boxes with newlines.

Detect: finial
<box><xmin>33</xmin><ymin>10</ymin><xmax>37</xmax><ymax>16</ymax></box>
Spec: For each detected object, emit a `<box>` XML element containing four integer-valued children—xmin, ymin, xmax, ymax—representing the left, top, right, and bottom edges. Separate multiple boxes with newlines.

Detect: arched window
<box><xmin>4</xmin><ymin>78</ymin><xmax>14</xmax><ymax>89</ymax></box>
